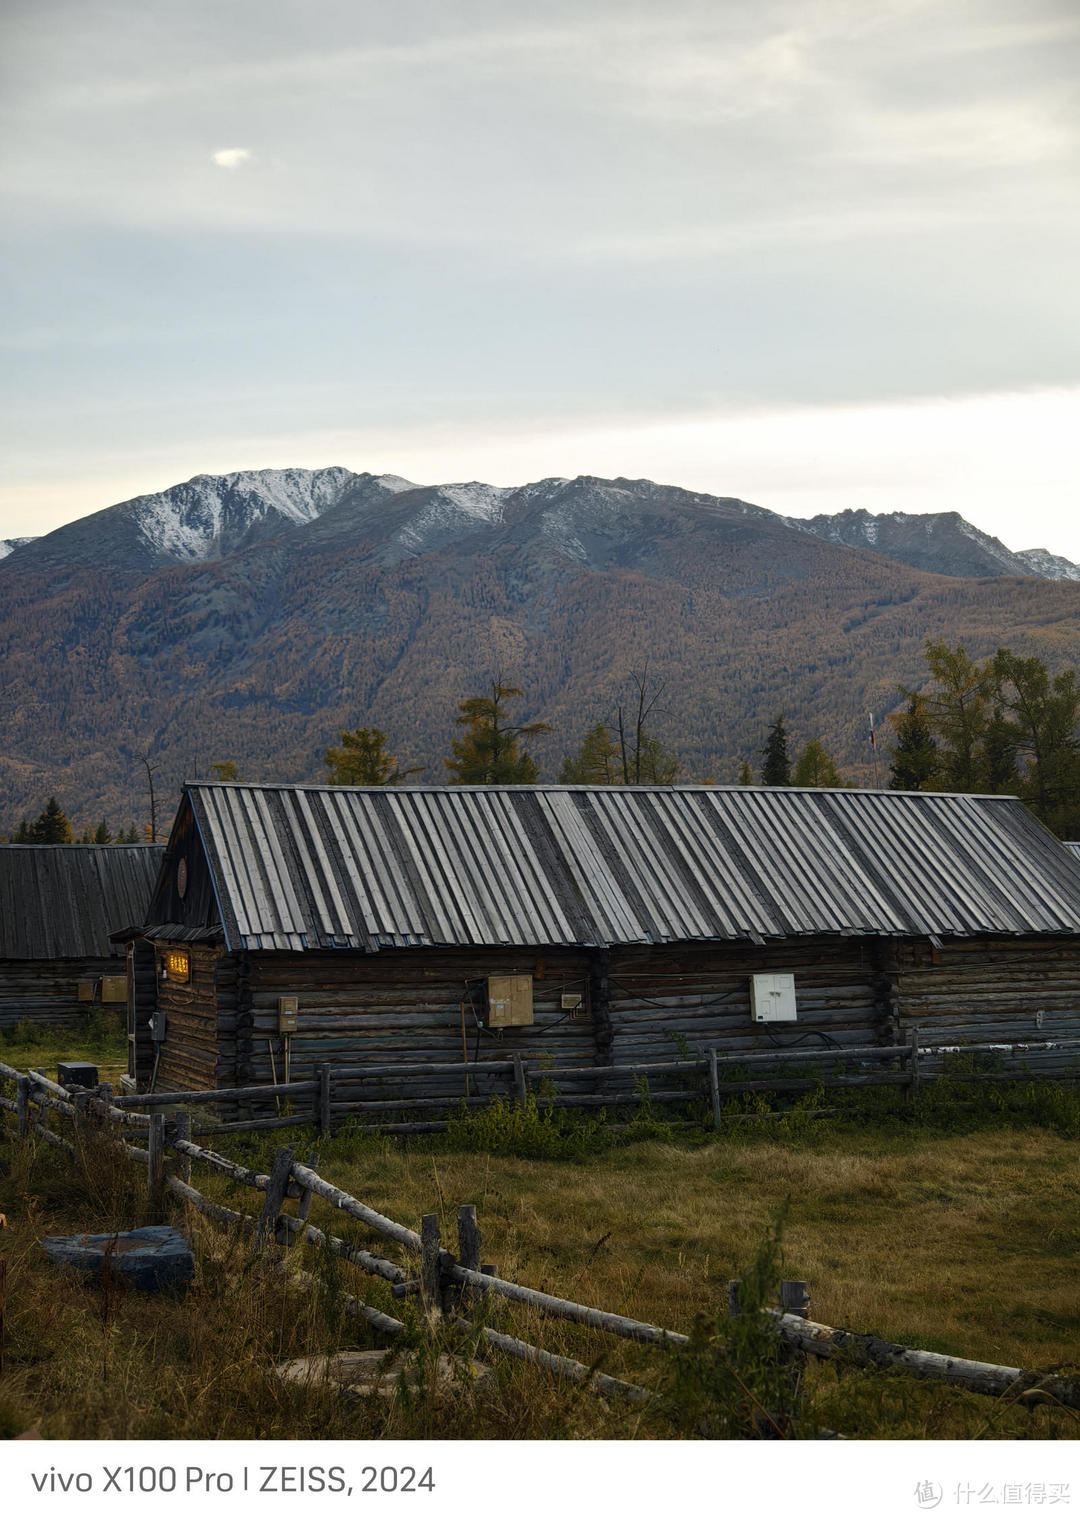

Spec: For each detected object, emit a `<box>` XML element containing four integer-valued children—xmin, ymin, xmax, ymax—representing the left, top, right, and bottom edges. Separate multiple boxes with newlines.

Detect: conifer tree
<box><xmin>761</xmin><ymin>716</ymin><xmax>791</xmax><ymax>786</ymax></box>
<box><xmin>30</xmin><ymin>797</ymin><xmax>73</xmax><ymax>843</ymax></box>
<box><xmin>93</xmin><ymin>818</ymin><xmax>112</xmax><ymax>844</ymax></box>
<box><xmin>324</xmin><ymin>727</ymin><xmax>423</xmax><ymax>785</ymax></box>
<box><xmin>559</xmin><ymin>722</ymin><xmax>620</xmax><ymax>784</ymax></box>
<box><xmin>445</xmin><ymin>683</ymin><xmax>550</xmax><ymax>784</ymax></box>
<box><xmin>792</xmin><ymin>739</ymin><xmax>844</xmax><ymax>788</ymax></box>
<box><xmin>737</xmin><ymin>761</ymin><xmax>753</xmax><ymax>785</ymax></box>
<box><xmin>888</xmin><ymin>694</ymin><xmax>938</xmax><ymax>791</ymax></box>
<box><xmin>211</xmin><ymin>761</ymin><xmax>241</xmax><ymax>782</ymax></box>
<box><xmin>922</xmin><ymin>640</ymin><xmax>989</xmax><ymax>792</ymax></box>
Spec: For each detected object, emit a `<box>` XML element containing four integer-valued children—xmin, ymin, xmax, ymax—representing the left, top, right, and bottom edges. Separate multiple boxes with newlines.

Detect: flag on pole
<box><xmin>868</xmin><ymin>711</ymin><xmax>876</xmax><ymax>748</ymax></box>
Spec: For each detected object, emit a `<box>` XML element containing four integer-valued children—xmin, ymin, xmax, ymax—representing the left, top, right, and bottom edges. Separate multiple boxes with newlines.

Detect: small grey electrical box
<box><xmin>750</xmin><ymin>973</ymin><xmax>797</xmax><ymax>1023</ymax></box>
<box><xmin>278</xmin><ymin>996</ymin><xmax>298</xmax><ymax>1033</ymax></box>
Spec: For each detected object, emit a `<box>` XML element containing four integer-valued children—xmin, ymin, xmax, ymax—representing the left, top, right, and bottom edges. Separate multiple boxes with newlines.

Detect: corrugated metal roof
<box><xmin>178</xmin><ymin>784</ymin><xmax>1080</xmax><ymax>953</ymax></box>
<box><xmin>0</xmin><ymin>845</ymin><xmax>165</xmax><ymax>959</ymax></box>
<box><xmin>1064</xmin><ymin>842</ymin><xmax>1080</xmax><ymax>861</ymax></box>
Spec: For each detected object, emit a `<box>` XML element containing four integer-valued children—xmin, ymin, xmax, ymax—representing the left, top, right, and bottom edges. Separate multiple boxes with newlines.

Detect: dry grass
<box><xmin>1</xmin><ymin>1073</ymin><xmax>1078</xmax><ymax>1440</ymax></box>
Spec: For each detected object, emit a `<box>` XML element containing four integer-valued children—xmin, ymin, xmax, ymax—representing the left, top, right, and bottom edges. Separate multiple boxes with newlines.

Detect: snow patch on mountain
<box><xmin>387</xmin><ymin>482</ymin><xmax>513</xmax><ymax>558</ymax></box>
<box><xmin>0</xmin><ymin>537</ymin><xmax>35</xmax><ymax>561</ymax></box>
<box><xmin>122</xmin><ymin>467</ymin><xmax>360</xmax><ymax>563</ymax></box>
<box><xmin>1015</xmin><ymin>547</ymin><xmax>1080</xmax><ymax>581</ymax></box>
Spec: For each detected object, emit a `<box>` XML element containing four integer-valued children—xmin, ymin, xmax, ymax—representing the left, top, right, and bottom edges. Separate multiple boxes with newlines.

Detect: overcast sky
<box><xmin>2</xmin><ymin>0</ymin><xmax>1078</xmax><ymax>552</ymax></box>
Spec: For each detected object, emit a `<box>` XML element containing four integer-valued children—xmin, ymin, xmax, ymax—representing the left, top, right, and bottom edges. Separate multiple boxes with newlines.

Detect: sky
<box><xmin>2</xmin><ymin>0</ymin><xmax>1078</xmax><ymax>553</ymax></box>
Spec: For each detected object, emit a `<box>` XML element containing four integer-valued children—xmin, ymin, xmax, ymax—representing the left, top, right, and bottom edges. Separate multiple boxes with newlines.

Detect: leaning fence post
<box><xmin>317</xmin><ymin>1063</ymin><xmax>331</xmax><ymax>1134</ymax></box>
<box><xmin>147</xmin><ymin>1113</ymin><xmax>166</xmax><ymax>1219</ymax></box>
<box><xmin>512</xmin><ymin>1053</ymin><xmax>527</xmax><ymax>1105</ymax></box>
<box><xmin>420</xmin><ymin>1213</ymin><xmax>442</xmax><ymax>1320</ymax></box>
<box><xmin>295</xmin><ymin>1152</ymin><xmax>319</xmax><ymax>1237</ymax></box>
<box><xmin>255</xmin><ymin>1147</ymin><xmax>295</xmax><ymax>1254</ymax></box>
<box><xmin>15</xmin><ymin>1077</ymin><xmax>30</xmax><ymax>1142</ymax></box>
<box><xmin>708</xmin><ymin>1049</ymin><xmax>721</xmax><ymax>1129</ymax></box>
<box><xmin>457</xmin><ymin>1203</ymin><xmax>481</xmax><ymax>1307</ymax></box>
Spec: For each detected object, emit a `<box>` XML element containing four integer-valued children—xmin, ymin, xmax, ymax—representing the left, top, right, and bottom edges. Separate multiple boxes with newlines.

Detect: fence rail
<box><xmin>6</xmin><ymin>1031</ymin><xmax>1075</xmax><ymax>1138</ymax></box>
<box><xmin>2</xmin><ymin>1055</ymin><xmax>1079</xmax><ymax>1425</ymax></box>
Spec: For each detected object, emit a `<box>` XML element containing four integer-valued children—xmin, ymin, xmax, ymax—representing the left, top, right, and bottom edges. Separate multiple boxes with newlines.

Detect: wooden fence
<box><xmin>8</xmin><ymin>1030</ymin><xmax>1074</xmax><ymax>1138</ymax></box>
<box><xmin>2</xmin><ymin>1055</ymin><xmax>1079</xmax><ymax>1424</ymax></box>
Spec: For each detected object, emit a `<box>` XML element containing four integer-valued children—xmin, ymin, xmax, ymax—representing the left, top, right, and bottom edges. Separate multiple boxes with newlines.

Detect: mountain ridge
<box><xmin>3</xmin><ymin>468</ymin><xmax>1080</xmax><ymax>828</ymax></box>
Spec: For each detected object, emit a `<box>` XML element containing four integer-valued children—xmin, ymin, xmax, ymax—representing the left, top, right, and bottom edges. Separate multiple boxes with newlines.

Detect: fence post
<box><xmin>255</xmin><ymin>1146</ymin><xmax>294</xmax><ymax>1255</ymax></box>
<box><xmin>94</xmin><ymin>1083</ymin><xmax>113</xmax><ymax>1129</ymax></box>
<box><xmin>317</xmin><ymin>1063</ymin><xmax>331</xmax><ymax>1134</ymax></box>
<box><xmin>708</xmin><ymin>1049</ymin><xmax>721</xmax><ymax>1129</ymax></box>
<box><xmin>512</xmin><ymin>1053</ymin><xmax>527</xmax><ymax>1105</ymax></box>
<box><xmin>420</xmin><ymin>1213</ymin><xmax>442</xmax><ymax>1320</ymax></box>
<box><xmin>778</xmin><ymin>1280</ymin><xmax>810</xmax><ymax>1422</ymax></box>
<box><xmin>296</xmin><ymin>1152</ymin><xmax>319</xmax><ymax>1237</ymax></box>
<box><xmin>147</xmin><ymin>1114</ymin><xmax>166</xmax><ymax>1220</ymax></box>
<box><xmin>15</xmin><ymin>1077</ymin><xmax>30</xmax><ymax>1142</ymax></box>
<box><xmin>908</xmin><ymin>1026</ymin><xmax>921</xmax><ymax>1100</ymax></box>
<box><xmin>174</xmin><ymin>1111</ymin><xmax>191</xmax><ymax>1182</ymax></box>
<box><xmin>457</xmin><ymin>1203</ymin><xmax>481</xmax><ymax>1307</ymax></box>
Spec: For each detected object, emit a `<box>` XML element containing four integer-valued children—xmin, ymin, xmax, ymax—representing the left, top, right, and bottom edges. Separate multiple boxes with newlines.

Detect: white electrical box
<box><xmin>750</xmin><ymin>973</ymin><xmax>797</xmax><ymax>1023</ymax></box>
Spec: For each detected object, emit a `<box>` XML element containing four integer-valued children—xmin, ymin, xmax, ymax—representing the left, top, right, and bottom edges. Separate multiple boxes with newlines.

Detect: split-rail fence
<box><xmin>2</xmin><ymin>1056</ymin><xmax>1078</xmax><ymax>1427</ymax></box>
<box><xmin>8</xmin><ymin>1030</ymin><xmax>1077</xmax><ymax>1139</ymax></box>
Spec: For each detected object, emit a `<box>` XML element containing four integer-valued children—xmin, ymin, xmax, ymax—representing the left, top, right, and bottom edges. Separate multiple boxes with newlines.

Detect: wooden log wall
<box><xmin>0</xmin><ymin>957</ymin><xmax>121</xmax><ymax>1030</ymax></box>
<box><xmin>235</xmin><ymin>948</ymin><xmax>599</xmax><ymax>1104</ymax></box>
<box><xmin>606</xmin><ymin>939</ymin><xmax>888</xmax><ymax>1068</ymax></box>
<box><xmin>894</xmin><ymin>937</ymin><xmax>1080</xmax><ymax>1081</ymax></box>
<box><xmin>127</xmin><ymin>939</ymin><xmax>156</xmax><ymax>1086</ymax></box>
<box><xmin>154</xmin><ymin>943</ymin><xmax>224</xmax><ymax>1091</ymax></box>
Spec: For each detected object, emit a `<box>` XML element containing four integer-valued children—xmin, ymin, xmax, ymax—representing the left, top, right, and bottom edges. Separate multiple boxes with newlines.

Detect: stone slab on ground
<box><xmin>41</xmin><ymin>1225</ymin><xmax>194</xmax><ymax>1289</ymax></box>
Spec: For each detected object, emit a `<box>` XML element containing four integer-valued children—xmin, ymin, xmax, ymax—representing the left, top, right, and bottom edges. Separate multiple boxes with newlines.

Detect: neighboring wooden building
<box><xmin>0</xmin><ymin>845</ymin><xmax>164</xmax><ymax>1030</ymax></box>
<box><xmin>120</xmin><ymin>784</ymin><xmax>1080</xmax><ymax>1096</ymax></box>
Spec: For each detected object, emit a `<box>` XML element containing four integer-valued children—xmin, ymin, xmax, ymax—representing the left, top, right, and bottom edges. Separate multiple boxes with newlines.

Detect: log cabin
<box><xmin>117</xmin><ymin>783</ymin><xmax>1080</xmax><ymax>1100</ymax></box>
<box><xmin>0</xmin><ymin>845</ymin><xmax>164</xmax><ymax>1030</ymax></box>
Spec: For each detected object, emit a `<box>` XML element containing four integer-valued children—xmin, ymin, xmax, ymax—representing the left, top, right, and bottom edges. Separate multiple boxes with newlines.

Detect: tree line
<box><xmin>8</xmin><ymin>643</ymin><xmax>1079</xmax><ymax>842</ymax></box>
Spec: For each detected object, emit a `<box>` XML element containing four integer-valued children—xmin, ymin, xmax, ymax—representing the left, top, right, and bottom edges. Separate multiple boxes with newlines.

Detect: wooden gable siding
<box><xmin>893</xmin><ymin>936</ymin><xmax>1080</xmax><ymax>1080</ymax></box>
<box><xmin>154</xmin><ymin>942</ymin><xmax>223</xmax><ymax>1091</ymax></box>
<box><xmin>149</xmin><ymin>799</ymin><xmax>220</xmax><ymax>931</ymax></box>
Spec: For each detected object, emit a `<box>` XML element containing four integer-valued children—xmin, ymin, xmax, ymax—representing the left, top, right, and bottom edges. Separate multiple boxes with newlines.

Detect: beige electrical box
<box><xmin>101</xmin><ymin>975</ymin><xmax>129</xmax><ymax>1004</ymax></box>
<box><xmin>77</xmin><ymin>979</ymin><xmax>96</xmax><ymax>1003</ymax></box>
<box><xmin>487</xmin><ymin>975</ymin><xmax>533</xmax><ymax>1027</ymax></box>
<box><xmin>561</xmin><ymin>993</ymin><xmax>583</xmax><ymax>1011</ymax></box>
<box><xmin>278</xmin><ymin>996</ymin><xmax>299</xmax><ymax>1033</ymax></box>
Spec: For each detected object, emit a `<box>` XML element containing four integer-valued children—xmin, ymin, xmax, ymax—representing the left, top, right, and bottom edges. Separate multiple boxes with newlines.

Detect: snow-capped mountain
<box><xmin>1014</xmin><ymin>547</ymin><xmax>1080</xmax><ymax>581</ymax></box>
<box><xmin>1</xmin><ymin>468</ymin><xmax>416</xmax><ymax>575</ymax></box>
<box><xmin>789</xmin><ymin>508</ymin><xmax>1080</xmax><ymax>581</ymax></box>
<box><xmin>0</xmin><ymin>537</ymin><xmax>35</xmax><ymax>560</ymax></box>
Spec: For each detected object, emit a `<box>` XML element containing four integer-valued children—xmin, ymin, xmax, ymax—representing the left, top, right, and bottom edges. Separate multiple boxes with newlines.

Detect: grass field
<box><xmin>1</xmin><ymin>1018</ymin><xmax>1078</xmax><ymax>1441</ymax></box>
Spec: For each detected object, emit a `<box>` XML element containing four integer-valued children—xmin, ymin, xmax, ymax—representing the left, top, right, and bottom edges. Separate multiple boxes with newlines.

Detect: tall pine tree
<box><xmin>761</xmin><ymin>716</ymin><xmax>791</xmax><ymax>785</ymax></box>
<box><xmin>445</xmin><ymin>683</ymin><xmax>550</xmax><ymax>784</ymax></box>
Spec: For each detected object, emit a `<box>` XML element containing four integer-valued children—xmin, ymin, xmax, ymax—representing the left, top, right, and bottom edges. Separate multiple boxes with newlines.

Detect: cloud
<box><xmin>211</xmin><ymin>147</ymin><xmax>251</xmax><ymax>169</ymax></box>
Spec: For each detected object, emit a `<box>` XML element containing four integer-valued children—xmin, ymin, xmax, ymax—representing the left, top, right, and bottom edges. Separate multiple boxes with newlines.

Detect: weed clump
<box><xmin>661</xmin><ymin>1207</ymin><xmax>802</xmax><ymax>1438</ymax></box>
<box><xmin>446</xmin><ymin>1094</ymin><xmax>610</xmax><ymax>1160</ymax></box>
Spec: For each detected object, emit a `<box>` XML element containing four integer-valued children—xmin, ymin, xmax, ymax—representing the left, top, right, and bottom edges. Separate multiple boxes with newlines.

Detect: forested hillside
<box><xmin>3</xmin><ymin>472</ymin><xmax>1080</xmax><ymax>830</ymax></box>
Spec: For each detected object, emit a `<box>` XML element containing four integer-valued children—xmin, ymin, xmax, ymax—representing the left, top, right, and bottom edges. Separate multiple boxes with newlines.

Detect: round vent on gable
<box><xmin>176</xmin><ymin>858</ymin><xmax>188</xmax><ymax>899</ymax></box>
